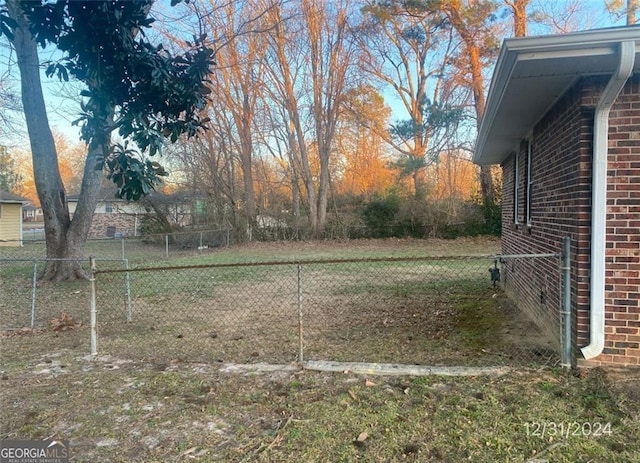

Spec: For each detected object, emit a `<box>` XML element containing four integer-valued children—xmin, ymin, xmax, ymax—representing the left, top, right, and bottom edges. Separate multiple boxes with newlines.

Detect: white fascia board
<box><xmin>473</xmin><ymin>46</ymin><xmax>516</xmax><ymax>164</ymax></box>
<box><xmin>503</xmin><ymin>27</ymin><xmax>640</xmax><ymax>54</ymax></box>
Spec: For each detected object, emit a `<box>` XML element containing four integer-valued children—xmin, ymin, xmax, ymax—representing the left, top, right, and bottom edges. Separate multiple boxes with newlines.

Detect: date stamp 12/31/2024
<box><xmin>525</xmin><ymin>422</ymin><xmax>613</xmax><ymax>439</ymax></box>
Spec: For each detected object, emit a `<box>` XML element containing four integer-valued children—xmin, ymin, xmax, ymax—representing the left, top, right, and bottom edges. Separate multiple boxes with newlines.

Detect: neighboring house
<box><xmin>474</xmin><ymin>27</ymin><xmax>640</xmax><ymax>368</ymax></box>
<box><xmin>22</xmin><ymin>204</ymin><xmax>44</xmax><ymax>222</ymax></box>
<box><xmin>0</xmin><ymin>191</ymin><xmax>28</xmax><ymax>247</ymax></box>
<box><xmin>67</xmin><ymin>190</ymin><xmax>147</xmax><ymax>238</ymax></box>
<box><xmin>67</xmin><ymin>189</ymin><xmax>195</xmax><ymax>238</ymax></box>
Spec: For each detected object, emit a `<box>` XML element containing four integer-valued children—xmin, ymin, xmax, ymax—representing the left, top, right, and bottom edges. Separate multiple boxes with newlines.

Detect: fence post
<box><xmin>124</xmin><ymin>258</ymin><xmax>132</xmax><ymax>322</ymax></box>
<box><xmin>121</xmin><ymin>236</ymin><xmax>125</xmax><ymax>260</ymax></box>
<box><xmin>297</xmin><ymin>263</ymin><xmax>304</xmax><ymax>364</ymax></box>
<box><xmin>561</xmin><ymin>236</ymin><xmax>572</xmax><ymax>369</ymax></box>
<box><xmin>165</xmin><ymin>234</ymin><xmax>169</xmax><ymax>258</ymax></box>
<box><xmin>90</xmin><ymin>256</ymin><xmax>98</xmax><ymax>356</ymax></box>
<box><xmin>30</xmin><ymin>259</ymin><xmax>38</xmax><ymax>329</ymax></box>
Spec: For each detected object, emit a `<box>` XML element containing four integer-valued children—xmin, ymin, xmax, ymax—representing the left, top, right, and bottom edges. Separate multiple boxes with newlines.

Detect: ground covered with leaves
<box><xmin>1</xmin><ymin>349</ymin><xmax>639</xmax><ymax>462</ymax></box>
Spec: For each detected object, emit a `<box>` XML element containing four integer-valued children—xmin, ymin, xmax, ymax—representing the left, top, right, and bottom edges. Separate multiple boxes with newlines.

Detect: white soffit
<box><xmin>474</xmin><ymin>27</ymin><xmax>640</xmax><ymax>165</ymax></box>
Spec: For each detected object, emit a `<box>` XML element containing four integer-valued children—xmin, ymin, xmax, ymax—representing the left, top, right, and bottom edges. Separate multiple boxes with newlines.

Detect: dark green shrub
<box><xmin>362</xmin><ymin>196</ymin><xmax>400</xmax><ymax>238</ymax></box>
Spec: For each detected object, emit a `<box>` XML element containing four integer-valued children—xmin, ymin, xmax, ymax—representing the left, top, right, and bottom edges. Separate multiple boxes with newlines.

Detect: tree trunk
<box><xmin>267</xmin><ymin>7</ymin><xmax>319</xmax><ymax>235</ymax></box>
<box><xmin>506</xmin><ymin>0</ymin><xmax>529</xmax><ymax>37</ymax></box>
<box><xmin>444</xmin><ymin>1</ymin><xmax>495</xmax><ymax>209</ymax></box>
<box><xmin>628</xmin><ymin>0</ymin><xmax>638</xmax><ymax>24</ymax></box>
<box><xmin>465</xmin><ymin>37</ymin><xmax>496</xmax><ymax>210</ymax></box>
<box><xmin>239</xmin><ymin>96</ymin><xmax>256</xmax><ymax>225</ymax></box>
<box><xmin>9</xmin><ymin>0</ymin><xmax>104</xmax><ymax>281</ymax></box>
<box><xmin>316</xmin><ymin>144</ymin><xmax>330</xmax><ymax>237</ymax></box>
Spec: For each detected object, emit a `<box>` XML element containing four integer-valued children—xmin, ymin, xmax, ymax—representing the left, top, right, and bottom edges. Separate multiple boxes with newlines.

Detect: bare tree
<box><xmin>437</xmin><ymin>0</ymin><xmax>502</xmax><ymax>213</ymax></box>
<box><xmin>193</xmin><ymin>0</ymin><xmax>273</xmax><ymax>226</ymax></box>
<box><xmin>262</xmin><ymin>0</ymin><xmax>358</xmax><ymax>237</ymax></box>
<box><xmin>0</xmin><ymin>46</ymin><xmax>23</xmax><ymax>140</ymax></box>
<box><xmin>304</xmin><ymin>0</ymin><xmax>357</xmax><ymax>235</ymax></box>
<box><xmin>168</xmin><ymin>128</ymin><xmax>242</xmax><ymax>228</ymax></box>
<box><xmin>263</xmin><ymin>2</ymin><xmax>319</xmax><ymax>233</ymax></box>
<box><xmin>356</xmin><ymin>1</ymin><xmax>463</xmax><ymax>199</ymax></box>
<box><xmin>530</xmin><ymin>0</ymin><xmax>602</xmax><ymax>33</ymax></box>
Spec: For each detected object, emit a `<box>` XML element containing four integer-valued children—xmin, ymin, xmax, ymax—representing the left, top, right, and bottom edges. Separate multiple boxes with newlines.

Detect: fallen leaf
<box><xmin>348</xmin><ymin>390</ymin><xmax>359</xmax><ymax>401</ymax></box>
<box><xmin>49</xmin><ymin>312</ymin><xmax>81</xmax><ymax>331</ymax></box>
<box><xmin>357</xmin><ymin>431</ymin><xmax>369</xmax><ymax>442</ymax></box>
<box><xmin>365</xmin><ymin>379</ymin><xmax>376</xmax><ymax>387</ymax></box>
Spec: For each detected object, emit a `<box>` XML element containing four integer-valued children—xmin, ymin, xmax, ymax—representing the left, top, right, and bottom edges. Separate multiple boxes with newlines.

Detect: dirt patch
<box><xmin>0</xmin><ymin>352</ymin><xmax>638</xmax><ymax>462</ymax></box>
<box><xmin>496</xmin><ymin>298</ymin><xmax>560</xmax><ymax>364</ymax></box>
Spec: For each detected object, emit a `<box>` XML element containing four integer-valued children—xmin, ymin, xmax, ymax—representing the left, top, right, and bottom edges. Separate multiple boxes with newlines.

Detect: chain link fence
<box><xmin>92</xmin><ymin>255</ymin><xmax>567</xmax><ymax>367</ymax></box>
<box><xmin>5</xmin><ymin>228</ymin><xmax>233</xmax><ymax>261</ymax></box>
<box><xmin>1</xmin><ymin>251</ymin><xmax>569</xmax><ymax>369</ymax></box>
<box><xmin>0</xmin><ymin>258</ymin><xmax>127</xmax><ymax>331</ymax></box>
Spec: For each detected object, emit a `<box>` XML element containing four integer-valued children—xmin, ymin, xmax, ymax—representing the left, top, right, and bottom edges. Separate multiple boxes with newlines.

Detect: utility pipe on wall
<box><xmin>581</xmin><ymin>40</ymin><xmax>636</xmax><ymax>360</ymax></box>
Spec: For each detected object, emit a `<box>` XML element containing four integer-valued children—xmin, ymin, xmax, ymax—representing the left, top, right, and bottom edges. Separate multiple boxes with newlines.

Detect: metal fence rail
<box><xmin>0</xmin><ymin>229</ymin><xmax>232</xmax><ymax>261</ymax></box>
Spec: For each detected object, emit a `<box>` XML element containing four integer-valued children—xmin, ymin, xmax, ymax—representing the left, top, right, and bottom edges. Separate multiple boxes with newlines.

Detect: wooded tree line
<box><xmin>0</xmin><ymin>0</ymin><xmax>637</xmax><ymax>279</ymax></box>
<box><xmin>157</xmin><ymin>0</ymin><xmax>636</xmax><ymax>238</ymax></box>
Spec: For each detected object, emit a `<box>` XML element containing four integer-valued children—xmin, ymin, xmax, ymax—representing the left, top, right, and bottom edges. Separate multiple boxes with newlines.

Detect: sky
<box><xmin>0</xmin><ymin>0</ymin><xmax>631</xmax><ymax>151</ymax></box>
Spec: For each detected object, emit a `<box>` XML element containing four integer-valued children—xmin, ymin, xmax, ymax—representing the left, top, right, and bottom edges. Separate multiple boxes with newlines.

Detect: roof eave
<box><xmin>474</xmin><ymin>27</ymin><xmax>640</xmax><ymax>166</ymax></box>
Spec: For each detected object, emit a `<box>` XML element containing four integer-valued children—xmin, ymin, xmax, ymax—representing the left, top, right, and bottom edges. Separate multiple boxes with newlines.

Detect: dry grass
<box><xmin>1</xmin><ymin>352</ymin><xmax>638</xmax><ymax>462</ymax></box>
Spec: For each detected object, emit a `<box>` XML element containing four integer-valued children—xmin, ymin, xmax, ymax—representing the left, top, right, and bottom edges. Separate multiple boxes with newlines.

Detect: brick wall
<box><xmin>583</xmin><ymin>74</ymin><xmax>640</xmax><ymax>367</ymax></box>
<box><xmin>89</xmin><ymin>213</ymin><xmax>138</xmax><ymax>238</ymax></box>
<box><xmin>501</xmin><ymin>82</ymin><xmax>589</xmax><ymax>354</ymax></box>
<box><xmin>500</xmin><ymin>74</ymin><xmax>640</xmax><ymax>367</ymax></box>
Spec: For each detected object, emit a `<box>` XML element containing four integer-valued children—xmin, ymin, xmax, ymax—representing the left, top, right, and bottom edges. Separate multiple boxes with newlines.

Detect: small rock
<box><xmin>96</xmin><ymin>438</ymin><xmax>118</xmax><ymax>447</ymax></box>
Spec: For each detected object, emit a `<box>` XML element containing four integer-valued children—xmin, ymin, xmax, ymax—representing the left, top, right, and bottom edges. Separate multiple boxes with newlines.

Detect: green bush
<box><xmin>361</xmin><ymin>196</ymin><xmax>400</xmax><ymax>238</ymax></box>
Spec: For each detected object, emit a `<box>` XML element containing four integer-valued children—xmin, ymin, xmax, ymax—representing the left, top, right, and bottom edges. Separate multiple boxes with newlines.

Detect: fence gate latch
<box><xmin>489</xmin><ymin>259</ymin><xmax>500</xmax><ymax>288</ymax></box>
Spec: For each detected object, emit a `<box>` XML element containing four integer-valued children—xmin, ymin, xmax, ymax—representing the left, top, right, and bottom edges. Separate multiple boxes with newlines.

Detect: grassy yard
<box><xmin>1</xmin><ymin>237</ymin><xmax>639</xmax><ymax>461</ymax></box>
<box><xmin>0</xmin><ymin>353</ymin><xmax>639</xmax><ymax>462</ymax></box>
<box><xmin>5</xmin><ymin>235</ymin><xmax>501</xmax><ymax>263</ymax></box>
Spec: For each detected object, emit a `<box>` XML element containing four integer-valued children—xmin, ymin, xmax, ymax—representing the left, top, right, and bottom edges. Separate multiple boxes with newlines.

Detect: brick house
<box><xmin>67</xmin><ymin>190</ymin><xmax>146</xmax><ymax>238</ymax></box>
<box><xmin>474</xmin><ymin>27</ymin><xmax>640</xmax><ymax>367</ymax></box>
<box><xmin>67</xmin><ymin>189</ymin><xmax>194</xmax><ymax>238</ymax></box>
